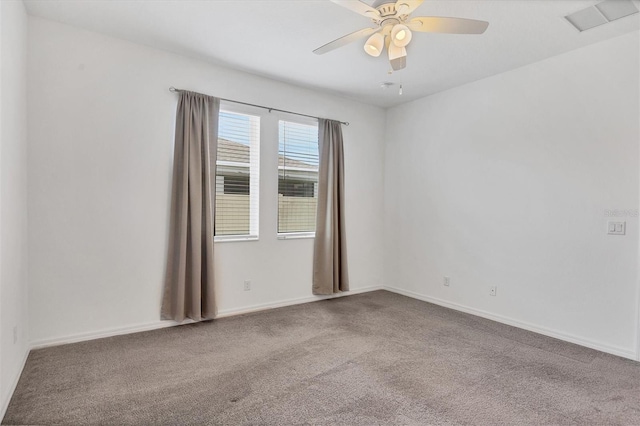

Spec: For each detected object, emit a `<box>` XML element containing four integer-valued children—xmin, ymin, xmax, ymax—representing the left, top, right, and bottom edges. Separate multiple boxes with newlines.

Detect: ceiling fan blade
<box><xmin>313</xmin><ymin>27</ymin><xmax>378</xmax><ymax>55</ymax></box>
<box><xmin>330</xmin><ymin>0</ymin><xmax>381</xmax><ymax>18</ymax></box>
<box><xmin>407</xmin><ymin>16</ymin><xmax>489</xmax><ymax>34</ymax></box>
<box><xmin>395</xmin><ymin>0</ymin><xmax>424</xmax><ymax>15</ymax></box>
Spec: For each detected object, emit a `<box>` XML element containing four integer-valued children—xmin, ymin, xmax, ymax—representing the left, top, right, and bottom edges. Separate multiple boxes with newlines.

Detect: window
<box><xmin>223</xmin><ymin>175</ymin><xmax>250</xmax><ymax>195</ymax></box>
<box><xmin>278</xmin><ymin>120</ymin><xmax>319</xmax><ymax>235</ymax></box>
<box><xmin>278</xmin><ymin>179</ymin><xmax>315</xmax><ymax>198</ymax></box>
<box><xmin>215</xmin><ymin>109</ymin><xmax>260</xmax><ymax>240</ymax></box>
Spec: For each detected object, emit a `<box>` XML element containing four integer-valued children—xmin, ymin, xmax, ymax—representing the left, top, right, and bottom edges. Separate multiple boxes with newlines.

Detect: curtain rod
<box><xmin>169</xmin><ymin>87</ymin><xmax>349</xmax><ymax>126</ymax></box>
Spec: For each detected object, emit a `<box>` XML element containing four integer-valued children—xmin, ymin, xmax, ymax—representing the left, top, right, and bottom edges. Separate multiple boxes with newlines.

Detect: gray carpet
<box><xmin>3</xmin><ymin>290</ymin><xmax>640</xmax><ymax>425</ymax></box>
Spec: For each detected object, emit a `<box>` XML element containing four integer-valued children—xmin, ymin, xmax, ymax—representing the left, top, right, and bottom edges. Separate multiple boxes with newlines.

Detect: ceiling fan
<box><xmin>313</xmin><ymin>0</ymin><xmax>489</xmax><ymax>71</ymax></box>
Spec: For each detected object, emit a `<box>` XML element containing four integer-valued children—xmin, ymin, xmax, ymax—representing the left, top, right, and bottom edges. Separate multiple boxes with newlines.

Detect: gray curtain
<box><xmin>161</xmin><ymin>91</ymin><xmax>220</xmax><ymax>321</ymax></box>
<box><xmin>312</xmin><ymin>119</ymin><xmax>349</xmax><ymax>295</ymax></box>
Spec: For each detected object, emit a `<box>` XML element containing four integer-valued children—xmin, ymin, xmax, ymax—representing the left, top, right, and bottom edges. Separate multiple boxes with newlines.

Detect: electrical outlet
<box><xmin>244</xmin><ymin>280</ymin><xmax>251</xmax><ymax>291</ymax></box>
<box><xmin>490</xmin><ymin>286</ymin><xmax>497</xmax><ymax>296</ymax></box>
<box><xmin>443</xmin><ymin>276</ymin><xmax>450</xmax><ymax>287</ymax></box>
<box><xmin>607</xmin><ymin>221</ymin><xmax>626</xmax><ymax>235</ymax></box>
<box><xmin>13</xmin><ymin>326</ymin><xmax>18</xmax><ymax>344</ymax></box>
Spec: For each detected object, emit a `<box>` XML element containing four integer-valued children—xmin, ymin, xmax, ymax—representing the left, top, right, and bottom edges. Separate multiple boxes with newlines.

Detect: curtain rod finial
<box><xmin>169</xmin><ymin>86</ymin><xmax>177</xmax><ymax>92</ymax></box>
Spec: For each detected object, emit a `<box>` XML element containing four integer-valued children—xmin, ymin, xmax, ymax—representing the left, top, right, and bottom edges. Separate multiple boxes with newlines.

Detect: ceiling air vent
<box><xmin>565</xmin><ymin>0</ymin><xmax>639</xmax><ymax>32</ymax></box>
<box><xmin>595</xmin><ymin>0</ymin><xmax>639</xmax><ymax>21</ymax></box>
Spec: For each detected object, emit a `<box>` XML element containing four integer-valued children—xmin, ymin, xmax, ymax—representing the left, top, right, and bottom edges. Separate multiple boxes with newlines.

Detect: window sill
<box><xmin>214</xmin><ymin>235</ymin><xmax>259</xmax><ymax>243</ymax></box>
<box><xmin>277</xmin><ymin>232</ymin><xmax>315</xmax><ymax>240</ymax></box>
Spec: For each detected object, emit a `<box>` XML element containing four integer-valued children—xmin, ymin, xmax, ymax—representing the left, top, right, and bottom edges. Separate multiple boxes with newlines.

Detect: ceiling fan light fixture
<box><xmin>364</xmin><ymin>32</ymin><xmax>384</xmax><ymax>57</ymax></box>
<box><xmin>388</xmin><ymin>42</ymin><xmax>407</xmax><ymax>70</ymax></box>
<box><xmin>391</xmin><ymin>24</ymin><xmax>412</xmax><ymax>47</ymax></box>
<box><xmin>388</xmin><ymin>42</ymin><xmax>406</xmax><ymax>60</ymax></box>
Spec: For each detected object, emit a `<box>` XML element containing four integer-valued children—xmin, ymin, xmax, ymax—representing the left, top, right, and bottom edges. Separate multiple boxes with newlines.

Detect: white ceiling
<box><xmin>23</xmin><ymin>0</ymin><xmax>640</xmax><ymax>108</ymax></box>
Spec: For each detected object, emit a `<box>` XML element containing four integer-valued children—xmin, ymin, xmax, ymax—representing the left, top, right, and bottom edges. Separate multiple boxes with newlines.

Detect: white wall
<box><xmin>384</xmin><ymin>31</ymin><xmax>640</xmax><ymax>359</ymax></box>
<box><xmin>0</xmin><ymin>0</ymin><xmax>29</xmax><ymax>415</ymax></box>
<box><xmin>27</xmin><ymin>17</ymin><xmax>386</xmax><ymax>345</ymax></box>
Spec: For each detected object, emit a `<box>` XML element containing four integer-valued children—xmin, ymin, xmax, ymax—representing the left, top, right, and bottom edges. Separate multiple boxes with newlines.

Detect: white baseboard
<box><xmin>30</xmin><ymin>285</ymin><xmax>384</xmax><ymax>350</ymax></box>
<box><xmin>29</xmin><ymin>319</ymin><xmax>194</xmax><ymax>350</ymax></box>
<box><xmin>216</xmin><ymin>285</ymin><xmax>384</xmax><ymax>318</ymax></box>
<box><xmin>1</xmin><ymin>347</ymin><xmax>30</xmax><ymax>422</ymax></box>
<box><xmin>384</xmin><ymin>285</ymin><xmax>638</xmax><ymax>361</ymax></box>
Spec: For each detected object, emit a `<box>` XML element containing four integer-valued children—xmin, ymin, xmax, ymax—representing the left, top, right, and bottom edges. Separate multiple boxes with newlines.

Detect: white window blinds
<box><xmin>215</xmin><ymin>110</ymin><xmax>260</xmax><ymax>239</ymax></box>
<box><xmin>278</xmin><ymin>120</ymin><xmax>319</xmax><ymax>234</ymax></box>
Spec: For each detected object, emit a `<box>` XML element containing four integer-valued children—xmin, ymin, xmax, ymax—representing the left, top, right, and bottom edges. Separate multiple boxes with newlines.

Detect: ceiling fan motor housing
<box><xmin>375</xmin><ymin>2</ymin><xmax>399</xmax><ymax>16</ymax></box>
<box><xmin>379</xmin><ymin>17</ymin><xmax>401</xmax><ymax>28</ymax></box>
<box><xmin>371</xmin><ymin>1</ymin><xmax>411</xmax><ymax>21</ymax></box>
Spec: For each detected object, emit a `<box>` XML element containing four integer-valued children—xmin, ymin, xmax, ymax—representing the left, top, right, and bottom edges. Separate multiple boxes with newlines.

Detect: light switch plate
<box><xmin>607</xmin><ymin>221</ymin><xmax>626</xmax><ymax>235</ymax></box>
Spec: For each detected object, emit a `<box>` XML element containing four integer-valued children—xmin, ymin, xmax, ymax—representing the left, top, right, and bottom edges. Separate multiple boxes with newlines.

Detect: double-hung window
<box><xmin>214</xmin><ymin>108</ymin><xmax>260</xmax><ymax>241</ymax></box>
<box><xmin>277</xmin><ymin>120</ymin><xmax>319</xmax><ymax>237</ymax></box>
